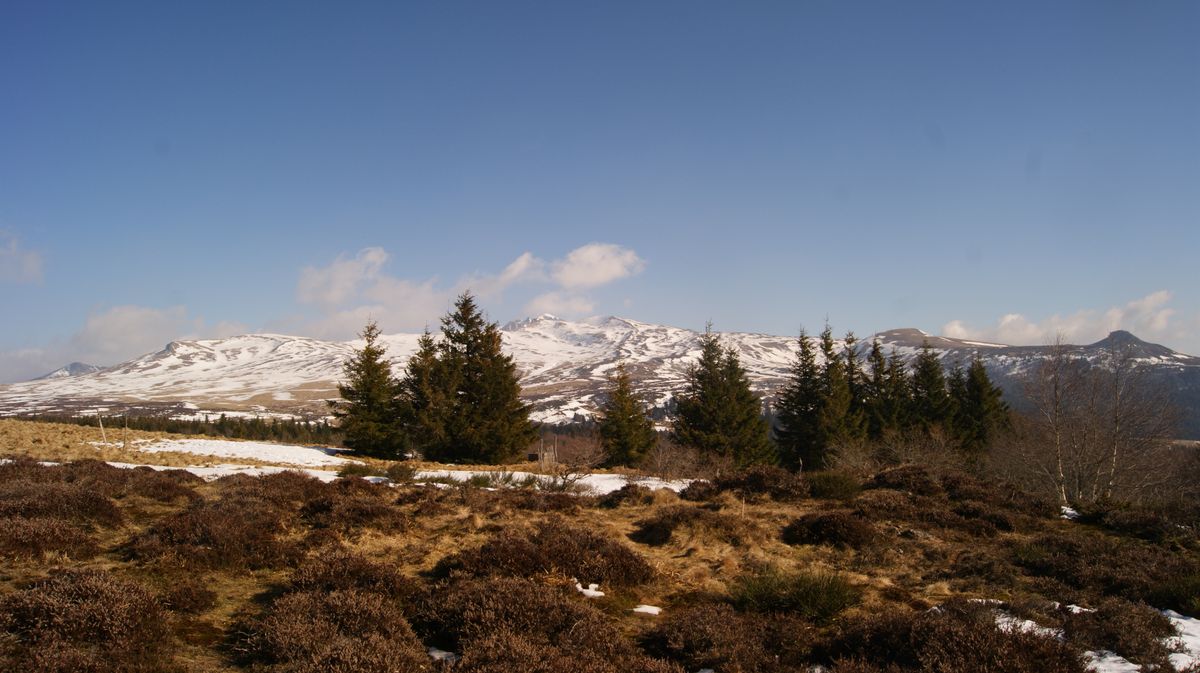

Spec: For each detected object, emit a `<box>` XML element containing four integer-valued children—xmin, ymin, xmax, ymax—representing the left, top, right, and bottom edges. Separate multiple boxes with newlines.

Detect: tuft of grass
<box><xmin>807</xmin><ymin>471</ymin><xmax>862</xmax><ymax>501</ymax></box>
<box><xmin>782</xmin><ymin>511</ymin><xmax>877</xmax><ymax>550</ymax></box>
<box><xmin>729</xmin><ymin>566</ymin><xmax>861</xmax><ymax>623</ymax></box>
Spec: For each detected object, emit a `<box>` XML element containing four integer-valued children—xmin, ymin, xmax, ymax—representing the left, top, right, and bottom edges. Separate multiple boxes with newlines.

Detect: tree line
<box><xmin>19</xmin><ymin>413</ymin><xmax>342</xmax><ymax>445</ymax></box>
<box><xmin>334</xmin><ymin>292</ymin><xmax>1010</xmax><ymax>472</ymax></box>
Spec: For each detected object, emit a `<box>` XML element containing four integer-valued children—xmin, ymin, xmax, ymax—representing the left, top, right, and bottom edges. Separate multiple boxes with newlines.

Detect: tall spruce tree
<box><xmin>673</xmin><ymin>327</ymin><xmax>775</xmax><ymax>467</ymax></box>
<box><xmin>953</xmin><ymin>356</ymin><xmax>1010</xmax><ymax>451</ymax></box>
<box><xmin>598</xmin><ymin>362</ymin><xmax>657</xmax><ymax>467</ymax></box>
<box><xmin>402</xmin><ymin>293</ymin><xmax>535</xmax><ymax>463</ymax></box>
<box><xmin>864</xmin><ymin>339</ymin><xmax>903</xmax><ymax>440</ymax></box>
<box><xmin>909</xmin><ymin>340</ymin><xmax>952</xmax><ymax>431</ymax></box>
<box><xmin>331</xmin><ymin>320</ymin><xmax>407</xmax><ymax>458</ymax></box>
<box><xmin>816</xmin><ymin>325</ymin><xmax>862</xmax><ymax>457</ymax></box>
<box><xmin>774</xmin><ymin>329</ymin><xmax>824</xmax><ymax>470</ymax></box>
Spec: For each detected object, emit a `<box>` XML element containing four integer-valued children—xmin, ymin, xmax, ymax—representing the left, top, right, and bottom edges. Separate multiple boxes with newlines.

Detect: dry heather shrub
<box><xmin>714</xmin><ymin>465</ymin><xmax>809</xmax><ymax>502</ymax></box>
<box><xmin>1061</xmin><ymin>597</ymin><xmax>1175</xmax><ymax>667</ymax></box>
<box><xmin>298</xmin><ymin>490</ymin><xmax>407</xmax><ymax>533</ymax></box>
<box><xmin>234</xmin><ymin>589</ymin><xmax>427</xmax><ymax>673</ymax></box>
<box><xmin>0</xmin><ymin>479</ymin><xmax>123</xmax><ymax>527</ymax></box>
<box><xmin>678</xmin><ymin>479</ymin><xmax>719</xmax><ymax>502</ymax></box>
<box><xmin>854</xmin><ymin>489</ymin><xmax>919</xmax><ymax>520</ymax></box>
<box><xmin>939</xmin><ymin>471</ymin><xmax>1056</xmax><ymax>519</ymax></box>
<box><xmin>807</xmin><ymin>471</ymin><xmax>862</xmax><ymax>501</ymax></box>
<box><xmin>289</xmin><ymin>549</ymin><xmax>418</xmax><ymax>603</ymax></box>
<box><xmin>213</xmin><ymin>469</ymin><xmax>329</xmax><ymax>507</ymax></box>
<box><xmin>823</xmin><ymin>598</ymin><xmax>1086</xmax><ymax>673</ymax></box>
<box><xmin>158</xmin><ymin>576</ymin><xmax>217</xmax><ymax>614</ymax></box>
<box><xmin>600</xmin><ymin>483</ymin><xmax>657</xmax><ymax>508</ymax></box>
<box><xmin>441</xmin><ymin>520</ymin><xmax>653</xmax><ymax>587</ymax></box>
<box><xmin>1077</xmin><ymin>500</ymin><xmax>1200</xmax><ymax>547</ymax></box>
<box><xmin>460</xmin><ymin>486</ymin><xmax>584</xmax><ymax>514</ymax></box>
<box><xmin>457</xmin><ymin>629</ymin><xmax>683</xmax><ymax>673</ymax></box>
<box><xmin>729</xmin><ymin>566</ymin><xmax>861</xmax><ymax>623</ymax></box>
<box><xmin>1011</xmin><ymin>533</ymin><xmax>1199</xmax><ymax>610</ymax></box>
<box><xmin>128</xmin><ymin>496</ymin><xmax>298</xmax><ymax>569</ymax></box>
<box><xmin>120</xmin><ymin>466</ymin><xmax>202</xmax><ymax>502</ymax></box>
<box><xmin>782</xmin><ymin>511</ymin><xmax>877</xmax><ymax>550</ymax></box>
<box><xmin>418</xmin><ymin>577</ymin><xmax>612</xmax><ymax>650</ymax></box>
<box><xmin>950</xmin><ymin>501</ymin><xmax>1014</xmax><ymax>532</ymax></box>
<box><xmin>866</xmin><ymin>465</ymin><xmax>944</xmax><ymax>497</ymax></box>
<box><xmin>941</xmin><ymin>549</ymin><xmax>1017</xmax><ymax>587</ymax></box>
<box><xmin>0</xmin><ymin>516</ymin><xmax>98</xmax><ymax>560</ymax></box>
<box><xmin>629</xmin><ymin>504</ymin><xmax>748</xmax><ymax>547</ymax></box>
<box><xmin>642</xmin><ymin>603</ymin><xmax>815</xmax><ymax>673</ymax></box>
<box><xmin>0</xmin><ymin>569</ymin><xmax>176</xmax><ymax>673</ymax></box>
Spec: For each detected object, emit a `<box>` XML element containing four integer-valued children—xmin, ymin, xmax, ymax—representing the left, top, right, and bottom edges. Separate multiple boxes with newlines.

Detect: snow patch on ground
<box><xmin>632</xmin><ymin>604</ymin><xmax>662</xmax><ymax>616</ymax></box>
<box><xmin>574</xmin><ymin>581</ymin><xmax>604</xmax><ymax>598</ymax></box>
<box><xmin>105</xmin><ymin>461</ymin><xmax>341</xmax><ymax>482</ymax></box>
<box><xmin>135</xmin><ymin>438</ymin><xmax>360</xmax><ymax>468</ymax></box>
<box><xmin>1166</xmin><ymin>610</ymin><xmax>1200</xmax><ymax>671</ymax></box>
<box><xmin>413</xmin><ymin>468</ymin><xmax>690</xmax><ymax>495</ymax></box>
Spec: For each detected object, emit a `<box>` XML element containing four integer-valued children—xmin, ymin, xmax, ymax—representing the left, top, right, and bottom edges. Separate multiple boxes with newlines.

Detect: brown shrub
<box><xmin>298</xmin><ymin>491</ymin><xmax>407</xmax><ymax>533</ymax></box>
<box><xmin>121</xmin><ymin>467</ymin><xmax>202</xmax><ymax>502</ymax></box>
<box><xmin>1061</xmin><ymin>597</ymin><xmax>1176</xmax><ymax>667</ymax></box>
<box><xmin>213</xmin><ymin>469</ymin><xmax>329</xmax><ymax>507</ymax></box>
<box><xmin>630</xmin><ymin>504</ymin><xmax>747</xmax><ymax>547</ymax></box>
<box><xmin>289</xmin><ymin>550</ymin><xmax>418</xmax><ymax>603</ymax></box>
<box><xmin>866</xmin><ymin>465</ymin><xmax>944</xmax><ymax>497</ymax></box>
<box><xmin>127</xmin><ymin>496</ymin><xmax>298</xmax><ymax>569</ymax></box>
<box><xmin>457</xmin><ymin>629</ymin><xmax>683</xmax><ymax>673</ymax></box>
<box><xmin>807</xmin><ymin>471</ymin><xmax>863</xmax><ymax>501</ymax></box>
<box><xmin>0</xmin><ymin>569</ymin><xmax>176</xmax><ymax>672</ymax></box>
<box><xmin>729</xmin><ymin>566</ymin><xmax>861</xmax><ymax>623</ymax></box>
<box><xmin>854</xmin><ymin>489</ymin><xmax>919</xmax><ymax>520</ymax></box>
<box><xmin>0</xmin><ymin>479</ymin><xmax>123</xmax><ymax>527</ymax></box>
<box><xmin>159</xmin><ymin>576</ymin><xmax>217</xmax><ymax>614</ymax></box>
<box><xmin>233</xmin><ymin>589</ymin><xmax>427</xmax><ymax>673</ymax></box>
<box><xmin>782</xmin><ymin>511</ymin><xmax>877</xmax><ymax>550</ymax></box>
<box><xmin>642</xmin><ymin>603</ymin><xmax>815</xmax><ymax>673</ymax></box>
<box><xmin>940</xmin><ymin>471</ymin><xmax>1057</xmax><ymax>519</ymax></box>
<box><xmin>941</xmin><ymin>549</ymin><xmax>1017</xmax><ymax>587</ymax></box>
<box><xmin>950</xmin><ymin>501</ymin><xmax>1015</xmax><ymax>532</ymax></box>
<box><xmin>600</xmin><ymin>483</ymin><xmax>657</xmax><ymax>508</ymax></box>
<box><xmin>678</xmin><ymin>479</ymin><xmax>719</xmax><ymax>502</ymax></box>
<box><xmin>822</xmin><ymin>598</ymin><xmax>1086</xmax><ymax>673</ymax></box>
<box><xmin>440</xmin><ymin>520</ymin><xmax>653</xmax><ymax>587</ymax></box>
<box><xmin>714</xmin><ymin>465</ymin><xmax>809</xmax><ymax>502</ymax></box>
<box><xmin>0</xmin><ymin>516</ymin><xmax>98</xmax><ymax>560</ymax></box>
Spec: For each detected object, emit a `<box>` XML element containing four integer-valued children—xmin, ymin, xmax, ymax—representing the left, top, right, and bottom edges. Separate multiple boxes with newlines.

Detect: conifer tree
<box><xmin>841</xmin><ymin>331</ymin><xmax>869</xmax><ymax>441</ymax></box>
<box><xmin>597</xmin><ymin>362</ymin><xmax>657</xmax><ymax>467</ymax></box>
<box><xmin>402</xmin><ymin>293</ymin><xmax>535</xmax><ymax>463</ymax></box>
<box><xmin>954</xmin><ymin>356</ymin><xmax>1010</xmax><ymax>451</ymax></box>
<box><xmin>909</xmin><ymin>340</ymin><xmax>952</xmax><ymax>431</ymax></box>
<box><xmin>865</xmin><ymin>339</ymin><xmax>902</xmax><ymax>440</ymax></box>
<box><xmin>331</xmin><ymin>320</ymin><xmax>407</xmax><ymax>458</ymax></box>
<box><xmin>673</xmin><ymin>327</ymin><xmax>775</xmax><ymax>467</ymax></box>
<box><xmin>816</xmin><ymin>325</ymin><xmax>862</xmax><ymax>458</ymax></box>
<box><xmin>774</xmin><ymin>329</ymin><xmax>824</xmax><ymax>470</ymax></box>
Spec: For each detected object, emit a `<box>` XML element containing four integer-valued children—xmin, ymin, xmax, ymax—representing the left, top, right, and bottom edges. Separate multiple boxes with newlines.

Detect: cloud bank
<box><xmin>0</xmin><ymin>232</ymin><xmax>43</xmax><ymax>284</ymax></box>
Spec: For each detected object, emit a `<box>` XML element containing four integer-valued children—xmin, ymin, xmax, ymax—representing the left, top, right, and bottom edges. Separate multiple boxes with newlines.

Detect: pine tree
<box><xmin>673</xmin><ymin>327</ymin><xmax>775</xmax><ymax>467</ymax></box>
<box><xmin>816</xmin><ymin>325</ymin><xmax>863</xmax><ymax>458</ymax></box>
<box><xmin>954</xmin><ymin>356</ymin><xmax>1010</xmax><ymax>451</ymax></box>
<box><xmin>882</xmin><ymin>348</ymin><xmax>912</xmax><ymax>432</ymax></box>
<box><xmin>598</xmin><ymin>362</ymin><xmax>657</xmax><ymax>467</ymax></box>
<box><xmin>402</xmin><ymin>293</ymin><xmax>535</xmax><ymax>463</ymax></box>
<box><xmin>774</xmin><ymin>329</ymin><xmax>824</xmax><ymax>470</ymax></box>
<box><xmin>909</xmin><ymin>340</ymin><xmax>952</xmax><ymax>431</ymax></box>
<box><xmin>330</xmin><ymin>319</ymin><xmax>407</xmax><ymax>458</ymax></box>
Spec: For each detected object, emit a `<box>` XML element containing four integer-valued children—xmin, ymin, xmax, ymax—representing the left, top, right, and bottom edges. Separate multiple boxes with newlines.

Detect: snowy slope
<box><xmin>2</xmin><ymin>316</ymin><xmax>1198</xmax><ymax>434</ymax></box>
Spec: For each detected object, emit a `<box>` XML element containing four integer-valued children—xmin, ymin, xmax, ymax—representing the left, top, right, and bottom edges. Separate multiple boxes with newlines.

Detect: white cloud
<box><xmin>552</xmin><ymin>243</ymin><xmax>645</xmax><ymax>289</ymax></box>
<box><xmin>0</xmin><ymin>305</ymin><xmax>250</xmax><ymax>383</ymax></box>
<box><xmin>0</xmin><ymin>231</ymin><xmax>44</xmax><ymax>284</ymax></box>
<box><xmin>296</xmin><ymin>242</ymin><xmax>646</xmax><ymax>338</ymax></box>
<box><xmin>941</xmin><ymin>291</ymin><xmax>1189</xmax><ymax>348</ymax></box>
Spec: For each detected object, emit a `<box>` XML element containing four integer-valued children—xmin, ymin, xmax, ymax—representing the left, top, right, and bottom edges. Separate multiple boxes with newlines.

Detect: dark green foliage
<box><xmin>774</xmin><ymin>328</ymin><xmax>825</xmax><ymax>470</ymax></box>
<box><xmin>233</xmin><ymin>589</ymin><xmax>428</xmax><ymax>673</ymax></box>
<box><xmin>404</xmin><ymin>293</ymin><xmax>536</xmax><ymax>463</ymax></box>
<box><xmin>19</xmin><ymin>413</ymin><xmax>343</xmax><ymax>446</ymax></box>
<box><xmin>909</xmin><ymin>341</ymin><xmax>952</xmax><ymax>432</ymax></box>
<box><xmin>864</xmin><ymin>340</ymin><xmax>912</xmax><ymax>440</ymax></box>
<box><xmin>823</xmin><ymin>598</ymin><xmax>1087</xmax><ymax>673</ymax></box>
<box><xmin>782</xmin><ymin>511</ymin><xmax>877</xmax><ymax>550</ymax></box>
<box><xmin>629</xmin><ymin>504</ymin><xmax>747</xmax><ymax>546</ymax></box>
<box><xmin>951</xmin><ymin>357</ymin><xmax>1009</xmax><ymax>452</ymax></box>
<box><xmin>437</xmin><ymin>520</ymin><xmax>654</xmax><ymax>587</ymax></box>
<box><xmin>673</xmin><ymin>327</ymin><xmax>776</xmax><ymax>467</ymax></box>
<box><xmin>819</xmin><ymin>327</ymin><xmax>867</xmax><ymax>455</ymax></box>
<box><xmin>642</xmin><ymin>603</ymin><xmax>815</xmax><ymax>673</ymax></box>
<box><xmin>729</xmin><ymin>566</ymin><xmax>862</xmax><ymax>623</ymax></box>
<box><xmin>0</xmin><ymin>569</ymin><xmax>177</xmax><ymax>673</ymax></box>
<box><xmin>330</xmin><ymin>319</ymin><xmax>408</xmax><ymax>458</ymax></box>
<box><xmin>598</xmin><ymin>362</ymin><xmax>657</xmax><ymax>467</ymax></box>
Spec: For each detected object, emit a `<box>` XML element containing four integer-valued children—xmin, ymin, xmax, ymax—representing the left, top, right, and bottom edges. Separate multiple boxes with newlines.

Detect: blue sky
<box><xmin>1</xmin><ymin>1</ymin><xmax>1198</xmax><ymax>381</ymax></box>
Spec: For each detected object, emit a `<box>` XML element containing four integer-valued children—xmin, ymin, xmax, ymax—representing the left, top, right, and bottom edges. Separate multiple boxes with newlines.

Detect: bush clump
<box><xmin>807</xmin><ymin>471</ymin><xmax>862</xmax><ymax>501</ymax></box>
<box><xmin>865</xmin><ymin>465</ymin><xmax>944</xmax><ymax>497</ymax></box>
<box><xmin>439</xmin><ymin>520</ymin><xmax>653</xmax><ymax>587</ymax></box>
<box><xmin>233</xmin><ymin>589</ymin><xmax>428</xmax><ymax>673</ymax></box>
<box><xmin>298</xmin><ymin>488</ymin><xmax>407</xmax><ymax>533</ymax></box>
<box><xmin>729</xmin><ymin>566</ymin><xmax>861</xmax><ymax>623</ymax></box>
<box><xmin>714</xmin><ymin>465</ymin><xmax>809</xmax><ymax>502</ymax></box>
<box><xmin>822</xmin><ymin>598</ymin><xmax>1087</xmax><ymax>673</ymax></box>
<box><xmin>0</xmin><ymin>569</ymin><xmax>177</xmax><ymax>672</ymax></box>
<box><xmin>629</xmin><ymin>504</ymin><xmax>748</xmax><ymax>547</ymax></box>
<box><xmin>642</xmin><ymin>603</ymin><xmax>814</xmax><ymax>673</ymax></box>
<box><xmin>0</xmin><ymin>516</ymin><xmax>98</xmax><ymax>560</ymax></box>
<box><xmin>127</xmin><ymin>496</ymin><xmax>298</xmax><ymax>569</ymax></box>
<box><xmin>289</xmin><ymin>549</ymin><xmax>418</xmax><ymax>603</ymax></box>
<box><xmin>1060</xmin><ymin>597</ymin><xmax>1176</xmax><ymax>667</ymax></box>
<box><xmin>0</xmin><ymin>479</ymin><xmax>123</xmax><ymax>527</ymax></box>
<box><xmin>678</xmin><ymin>480</ymin><xmax>719</xmax><ymax>502</ymax></box>
<box><xmin>600</xmin><ymin>483</ymin><xmax>656</xmax><ymax>508</ymax></box>
<box><xmin>782</xmin><ymin>511</ymin><xmax>877</xmax><ymax>550</ymax></box>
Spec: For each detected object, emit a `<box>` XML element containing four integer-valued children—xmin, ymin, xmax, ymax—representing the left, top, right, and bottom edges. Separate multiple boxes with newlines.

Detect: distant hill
<box><xmin>3</xmin><ymin>316</ymin><xmax>1198</xmax><ymax>437</ymax></box>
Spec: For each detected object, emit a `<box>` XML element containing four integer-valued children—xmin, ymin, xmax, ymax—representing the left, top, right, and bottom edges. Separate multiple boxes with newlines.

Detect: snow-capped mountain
<box><xmin>2</xmin><ymin>316</ymin><xmax>1198</xmax><ymax>436</ymax></box>
<box><xmin>35</xmin><ymin>362</ymin><xmax>103</xmax><ymax>380</ymax></box>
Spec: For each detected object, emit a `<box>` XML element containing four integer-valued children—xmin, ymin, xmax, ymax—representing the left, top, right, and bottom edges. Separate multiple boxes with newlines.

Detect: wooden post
<box><xmin>97</xmin><ymin>414</ymin><xmax>108</xmax><ymax>445</ymax></box>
